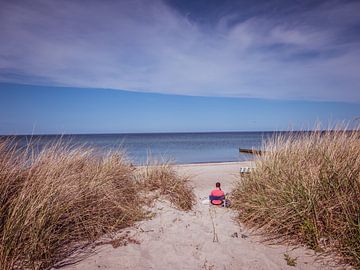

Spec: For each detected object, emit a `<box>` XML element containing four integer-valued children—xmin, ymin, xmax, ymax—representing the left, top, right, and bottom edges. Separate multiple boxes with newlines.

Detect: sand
<box><xmin>58</xmin><ymin>161</ymin><xmax>347</xmax><ymax>270</ymax></box>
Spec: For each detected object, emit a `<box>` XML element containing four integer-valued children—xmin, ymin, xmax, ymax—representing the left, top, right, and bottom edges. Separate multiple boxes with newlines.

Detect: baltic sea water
<box><xmin>4</xmin><ymin>132</ymin><xmax>278</xmax><ymax>164</ymax></box>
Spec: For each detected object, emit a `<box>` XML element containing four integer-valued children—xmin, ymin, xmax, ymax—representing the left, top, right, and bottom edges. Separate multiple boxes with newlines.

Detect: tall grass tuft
<box><xmin>0</xmin><ymin>139</ymin><xmax>144</xmax><ymax>270</ymax></box>
<box><xmin>231</xmin><ymin>128</ymin><xmax>360</xmax><ymax>267</ymax></box>
<box><xmin>137</xmin><ymin>161</ymin><xmax>195</xmax><ymax>211</ymax></box>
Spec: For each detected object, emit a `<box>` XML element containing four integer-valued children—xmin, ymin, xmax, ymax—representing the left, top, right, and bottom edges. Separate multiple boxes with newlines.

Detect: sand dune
<box><xmin>59</xmin><ymin>162</ymin><xmax>347</xmax><ymax>270</ymax></box>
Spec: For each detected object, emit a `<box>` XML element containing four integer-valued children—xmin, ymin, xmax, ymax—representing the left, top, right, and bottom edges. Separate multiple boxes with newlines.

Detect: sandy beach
<box><xmin>58</xmin><ymin>161</ymin><xmax>346</xmax><ymax>270</ymax></box>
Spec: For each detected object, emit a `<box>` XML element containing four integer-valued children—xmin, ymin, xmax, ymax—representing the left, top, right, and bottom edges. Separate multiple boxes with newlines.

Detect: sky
<box><xmin>0</xmin><ymin>0</ymin><xmax>359</xmax><ymax>134</ymax></box>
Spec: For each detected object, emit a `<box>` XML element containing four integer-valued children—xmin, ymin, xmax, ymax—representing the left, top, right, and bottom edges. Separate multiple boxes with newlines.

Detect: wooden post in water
<box><xmin>239</xmin><ymin>148</ymin><xmax>264</xmax><ymax>155</ymax></box>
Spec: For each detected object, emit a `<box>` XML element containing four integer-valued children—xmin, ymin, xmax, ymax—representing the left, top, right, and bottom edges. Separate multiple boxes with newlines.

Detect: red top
<box><xmin>210</xmin><ymin>189</ymin><xmax>225</xmax><ymax>205</ymax></box>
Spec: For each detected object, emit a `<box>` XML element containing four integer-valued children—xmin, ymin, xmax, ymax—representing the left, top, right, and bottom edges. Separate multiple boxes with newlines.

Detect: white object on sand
<box><xmin>240</xmin><ymin>167</ymin><xmax>252</xmax><ymax>173</ymax></box>
<box><xmin>201</xmin><ymin>199</ymin><xmax>210</xmax><ymax>205</ymax></box>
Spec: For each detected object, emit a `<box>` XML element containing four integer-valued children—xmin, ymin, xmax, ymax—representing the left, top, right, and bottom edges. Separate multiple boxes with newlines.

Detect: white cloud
<box><xmin>0</xmin><ymin>0</ymin><xmax>359</xmax><ymax>102</ymax></box>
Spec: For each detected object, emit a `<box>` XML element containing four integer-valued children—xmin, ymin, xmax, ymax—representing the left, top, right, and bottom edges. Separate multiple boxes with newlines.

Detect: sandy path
<box><xmin>59</xmin><ymin>162</ymin><xmax>344</xmax><ymax>270</ymax></box>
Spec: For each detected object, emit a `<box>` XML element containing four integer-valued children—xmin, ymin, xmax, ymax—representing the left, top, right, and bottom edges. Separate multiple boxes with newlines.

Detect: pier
<box><xmin>239</xmin><ymin>148</ymin><xmax>264</xmax><ymax>155</ymax></box>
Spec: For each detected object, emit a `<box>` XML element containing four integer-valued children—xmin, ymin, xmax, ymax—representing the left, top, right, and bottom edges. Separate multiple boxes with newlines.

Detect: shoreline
<box><xmin>134</xmin><ymin>160</ymin><xmax>255</xmax><ymax>168</ymax></box>
<box><xmin>173</xmin><ymin>160</ymin><xmax>253</xmax><ymax>167</ymax></box>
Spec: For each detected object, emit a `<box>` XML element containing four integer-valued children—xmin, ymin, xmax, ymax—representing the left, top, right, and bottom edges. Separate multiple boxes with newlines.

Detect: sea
<box><xmin>2</xmin><ymin>132</ymin><xmax>279</xmax><ymax>164</ymax></box>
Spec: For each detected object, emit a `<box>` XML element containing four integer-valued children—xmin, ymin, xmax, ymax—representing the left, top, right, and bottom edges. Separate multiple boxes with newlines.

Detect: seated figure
<box><xmin>209</xmin><ymin>182</ymin><xmax>225</xmax><ymax>205</ymax></box>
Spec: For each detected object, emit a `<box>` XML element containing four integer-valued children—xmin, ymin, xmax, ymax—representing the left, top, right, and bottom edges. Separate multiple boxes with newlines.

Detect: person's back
<box><xmin>210</xmin><ymin>182</ymin><xmax>225</xmax><ymax>205</ymax></box>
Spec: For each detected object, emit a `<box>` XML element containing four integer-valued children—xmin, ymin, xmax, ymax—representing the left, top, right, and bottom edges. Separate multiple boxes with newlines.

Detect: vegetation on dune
<box><xmin>0</xmin><ymin>139</ymin><xmax>194</xmax><ymax>270</ymax></box>
<box><xmin>231</xmin><ymin>127</ymin><xmax>360</xmax><ymax>267</ymax></box>
<box><xmin>136</xmin><ymin>160</ymin><xmax>195</xmax><ymax>211</ymax></box>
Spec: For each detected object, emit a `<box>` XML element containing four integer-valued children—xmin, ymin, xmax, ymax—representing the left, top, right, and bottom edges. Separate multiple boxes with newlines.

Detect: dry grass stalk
<box><xmin>0</xmin><ymin>139</ymin><xmax>144</xmax><ymax>270</ymax></box>
<box><xmin>137</xmin><ymin>160</ymin><xmax>195</xmax><ymax>211</ymax></box>
<box><xmin>231</xmin><ymin>127</ymin><xmax>360</xmax><ymax>267</ymax></box>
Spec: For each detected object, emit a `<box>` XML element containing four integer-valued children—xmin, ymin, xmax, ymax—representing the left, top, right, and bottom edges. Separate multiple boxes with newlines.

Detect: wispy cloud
<box><xmin>0</xmin><ymin>0</ymin><xmax>359</xmax><ymax>102</ymax></box>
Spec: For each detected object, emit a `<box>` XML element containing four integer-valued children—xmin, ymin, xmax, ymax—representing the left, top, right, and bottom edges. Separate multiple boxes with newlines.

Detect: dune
<box><xmin>58</xmin><ymin>161</ymin><xmax>348</xmax><ymax>270</ymax></box>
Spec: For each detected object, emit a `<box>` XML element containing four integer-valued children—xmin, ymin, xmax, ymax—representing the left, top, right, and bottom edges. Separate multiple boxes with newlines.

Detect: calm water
<box><xmin>3</xmin><ymin>132</ymin><xmax>278</xmax><ymax>164</ymax></box>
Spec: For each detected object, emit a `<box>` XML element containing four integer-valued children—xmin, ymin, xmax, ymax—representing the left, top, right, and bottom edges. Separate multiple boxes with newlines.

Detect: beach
<box><xmin>58</xmin><ymin>161</ymin><xmax>345</xmax><ymax>270</ymax></box>
<box><xmin>2</xmin><ymin>0</ymin><xmax>360</xmax><ymax>268</ymax></box>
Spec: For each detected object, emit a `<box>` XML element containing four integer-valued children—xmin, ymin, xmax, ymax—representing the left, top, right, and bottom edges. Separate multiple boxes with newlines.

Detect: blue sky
<box><xmin>1</xmin><ymin>83</ymin><xmax>359</xmax><ymax>135</ymax></box>
<box><xmin>0</xmin><ymin>0</ymin><xmax>359</xmax><ymax>134</ymax></box>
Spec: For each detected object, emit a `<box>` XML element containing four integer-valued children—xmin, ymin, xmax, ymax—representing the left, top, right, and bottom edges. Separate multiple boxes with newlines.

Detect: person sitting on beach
<box><xmin>209</xmin><ymin>182</ymin><xmax>225</xmax><ymax>205</ymax></box>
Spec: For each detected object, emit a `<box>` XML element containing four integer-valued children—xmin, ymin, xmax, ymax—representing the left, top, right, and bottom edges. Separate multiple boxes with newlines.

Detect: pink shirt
<box><xmin>210</xmin><ymin>189</ymin><xmax>225</xmax><ymax>205</ymax></box>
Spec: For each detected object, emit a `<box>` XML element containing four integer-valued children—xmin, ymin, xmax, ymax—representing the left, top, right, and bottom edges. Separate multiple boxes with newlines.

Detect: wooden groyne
<box><xmin>239</xmin><ymin>148</ymin><xmax>264</xmax><ymax>155</ymax></box>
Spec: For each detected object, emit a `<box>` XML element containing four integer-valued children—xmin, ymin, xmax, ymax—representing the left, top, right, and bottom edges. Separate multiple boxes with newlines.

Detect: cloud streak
<box><xmin>0</xmin><ymin>0</ymin><xmax>359</xmax><ymax>102</ymax></box>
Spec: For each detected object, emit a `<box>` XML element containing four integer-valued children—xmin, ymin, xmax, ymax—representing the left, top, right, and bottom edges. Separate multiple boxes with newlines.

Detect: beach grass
<box><xmin>136</xmin><ymin>160</ymin><xmax>195</xmax><ymax>211</ymax></box>
<box><xmin>0</xmin><ymin>139</ymin><xmax>193</xmax><ymax>270</ymax></box>
<box><xmin>231</xmin><ymin>127</ymin><xmax>360</xmax><ymax>267</ymax></box>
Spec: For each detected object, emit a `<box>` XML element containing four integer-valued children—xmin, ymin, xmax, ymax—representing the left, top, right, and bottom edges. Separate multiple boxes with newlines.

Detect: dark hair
<box><xmin>216</xmin><ymin>182</ymin><xmax>221</xmax><ymax>188</ymax></box>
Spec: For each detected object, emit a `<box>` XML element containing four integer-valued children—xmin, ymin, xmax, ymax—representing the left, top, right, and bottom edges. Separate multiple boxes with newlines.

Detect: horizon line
<box><xmin>1</xmin><ymin>129</ymin><xmax>358</xmax><ymax>137</ymax></box>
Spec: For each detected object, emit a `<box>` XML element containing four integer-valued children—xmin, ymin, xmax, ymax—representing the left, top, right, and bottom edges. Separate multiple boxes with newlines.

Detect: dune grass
<box><xmin>231</xmin><ymin>128</ymin><xmax>360</xmax><ymax>267</ymax></box>
<box><xmin>0</xmin><ymin>139</ymin><xmax>193</xmax><ymax>270</ymax></box>
<box><xmin>136</xmin><ymin>160</ymin><xmax>195</xmax><ymax>211</ymax></box>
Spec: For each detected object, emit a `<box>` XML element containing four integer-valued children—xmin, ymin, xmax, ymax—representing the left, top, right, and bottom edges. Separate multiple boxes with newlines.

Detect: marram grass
<box><xmin>136</xmin><ymin>159</ymin><xmax>195</xmax><ymax>211</ymax></box>
<box><xmin>231</xmin><ymin>128</ymin><xmax>360</xmax><ymax>267</ymax></box>
<box><xmin>0</xmin><ymin>139</ymin><xmax>194</xmax><ymax>270</ymax></box>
